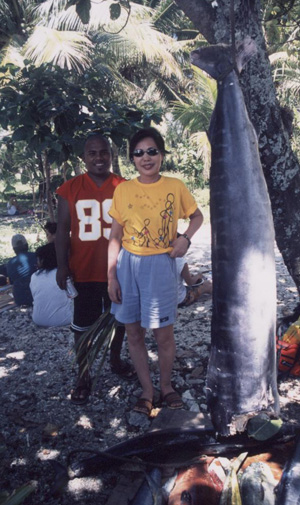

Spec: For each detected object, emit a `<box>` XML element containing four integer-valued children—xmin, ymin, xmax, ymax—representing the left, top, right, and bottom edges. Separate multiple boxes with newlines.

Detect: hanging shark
<box><xmin>190</xmin><ymin>38</ymin><xmax>280</xmax><ymax>436</ymax></box>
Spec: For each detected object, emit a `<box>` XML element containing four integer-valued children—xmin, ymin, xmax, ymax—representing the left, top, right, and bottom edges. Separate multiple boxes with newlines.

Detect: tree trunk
<box><xmin>174</xmin><ymin>0</ymin><xmax>300</xmax><ymax>296</ymax></box>
<box><xmin>44</xmin><ymin>152</ymin><xmax>55</xmax><ymax>222</ymax></box>
<box><xmin>111</xmin><ymin>141</ymin><xmax>122</xmax><ymax>176</ymax></box>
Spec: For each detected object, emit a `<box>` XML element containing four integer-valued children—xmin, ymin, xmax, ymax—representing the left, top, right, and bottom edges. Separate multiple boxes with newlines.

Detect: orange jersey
<box><xmin>56</xmin><ymin>172</ymin><xmax>124</xmax><ymax>282</ymax></box>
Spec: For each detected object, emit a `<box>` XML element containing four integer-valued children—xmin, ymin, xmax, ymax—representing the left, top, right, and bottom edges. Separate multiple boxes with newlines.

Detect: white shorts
<box><xmin>111</xmin><ymin>249</ymin><xmax>177</xmax><ymax>329</ymax></box>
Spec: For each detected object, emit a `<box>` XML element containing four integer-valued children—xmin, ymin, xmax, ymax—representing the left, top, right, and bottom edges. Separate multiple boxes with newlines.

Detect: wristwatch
<box><xmin>181</xmin><ymin>233</ymin><xmax>191</xmax><ymax>249</ymax></box>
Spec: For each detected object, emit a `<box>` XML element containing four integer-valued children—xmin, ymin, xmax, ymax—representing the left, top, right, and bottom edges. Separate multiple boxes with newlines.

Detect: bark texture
<box><xmin>175</xmin><ymin>0</ymin><xmax>300</xmax><ymax>296</ymax></box>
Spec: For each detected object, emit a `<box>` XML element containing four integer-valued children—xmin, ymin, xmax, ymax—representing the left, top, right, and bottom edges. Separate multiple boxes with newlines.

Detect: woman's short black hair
<box><xmin>36</xmin><ymin>242</ymin><xmax>57</xmax><ymax>273</ymax></box>
<box><xmin>129</xmin><ymin>127</ymin><xmax>167</xmax><ymax>161</ymax></box>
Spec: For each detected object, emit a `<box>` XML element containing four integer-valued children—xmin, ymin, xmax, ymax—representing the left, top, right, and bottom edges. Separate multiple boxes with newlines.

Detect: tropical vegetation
<box><xmin>0</xmin><ymin>0</ymin><xmax>299</xmax><ymax>285</ymax></box>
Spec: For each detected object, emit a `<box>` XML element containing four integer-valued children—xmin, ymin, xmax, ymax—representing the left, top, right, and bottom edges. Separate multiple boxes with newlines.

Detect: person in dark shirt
<box><xmin>4</xmin><ymin>234</ymin><xmax>37</xmax><ymax>306</ymax></box>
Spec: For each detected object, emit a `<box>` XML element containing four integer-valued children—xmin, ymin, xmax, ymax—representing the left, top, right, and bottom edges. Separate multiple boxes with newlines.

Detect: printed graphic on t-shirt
<box><xmin>75</xmin><ymin>198</ymin><xmax>113</xmax><ymax>241</ymax></box>
<box><xmin>130</xmin><ymin>193</ymin><xmax>175</xmax><ymax>249</ymax></box>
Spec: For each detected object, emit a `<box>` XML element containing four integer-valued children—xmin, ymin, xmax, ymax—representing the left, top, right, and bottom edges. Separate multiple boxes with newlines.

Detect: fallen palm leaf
<box><xmin>0</xmin><ymin>481</ymin><xmax>37</xmax><ymax>505</ymax></box>
<box><xmin>75</xmin><ymin>309</ymin><xmax>117</xmax><ymax>387</ymax></box>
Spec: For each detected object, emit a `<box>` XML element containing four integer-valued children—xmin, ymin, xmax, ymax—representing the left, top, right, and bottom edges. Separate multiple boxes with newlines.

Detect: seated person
<box><xmin>7</xmin><ymin>195</ymin><xmax>27</xmax><ymax>216</ymax></box>
<box><xmin>0</xmin><ymin>275</ymin><xmax>7</xmax><ymax>287</ymax></box>
<box><xmin>30</xmin><ymin>242</ymin><xmax>73</xmax><ymax>327</ymax></box>
<box><xmin>176</xmin><ymin>257</ymin><xmax>212</xmax><ymax>308</ymax></box>
<box><xmin>6</xmin><ymin>234</ymin><xmax>37</xmax><ymax>306</ymax></box>
<box><xmin>44</xmin><ymin>221</ymin><xmax>57</xmax><ymax>243</ymax></box>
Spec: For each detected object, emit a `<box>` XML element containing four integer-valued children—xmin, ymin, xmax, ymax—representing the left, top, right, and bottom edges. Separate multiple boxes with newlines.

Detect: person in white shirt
<box><xmin>30</xmin><ymin>242</ymin><xmax>72</xmax><ymax>327</ymax></box>
<box><xmin>7</xmin><ymin>195</ymin><xmax>27</xmax><ymax>215</ymax></box>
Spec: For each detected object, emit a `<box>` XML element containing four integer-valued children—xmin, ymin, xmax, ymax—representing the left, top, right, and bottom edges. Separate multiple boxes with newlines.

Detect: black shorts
<box><xmin>71</xmin><ymin>282</ymin><xmax>110</xmax><ymax>333</ymax></box>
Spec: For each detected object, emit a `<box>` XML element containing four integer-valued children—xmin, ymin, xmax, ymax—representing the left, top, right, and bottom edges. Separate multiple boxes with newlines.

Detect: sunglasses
<box><xmin>132</xmin><ymin>147</ymin><xmax>160</xmax><ymax>158</ymax></box>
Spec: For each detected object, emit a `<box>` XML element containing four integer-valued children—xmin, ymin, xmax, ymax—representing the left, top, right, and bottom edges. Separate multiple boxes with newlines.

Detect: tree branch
<box><xmin>173</xmin><ymin>0</ymin><xmax>216</xmax><ymax>43</ymax></box>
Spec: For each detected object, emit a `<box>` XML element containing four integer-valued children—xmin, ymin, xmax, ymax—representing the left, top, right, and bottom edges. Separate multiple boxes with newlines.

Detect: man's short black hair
<box><xmin>83</xmin><ymin>132</ymin><xmax>112</xmax><ymax>154</ymax></box>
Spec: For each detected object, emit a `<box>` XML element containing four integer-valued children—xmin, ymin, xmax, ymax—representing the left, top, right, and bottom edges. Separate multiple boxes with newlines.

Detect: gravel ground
<box><xmin>1</xmin><ymin>224</ymin><xmax>300</xmax><ymax>504</ymax></box>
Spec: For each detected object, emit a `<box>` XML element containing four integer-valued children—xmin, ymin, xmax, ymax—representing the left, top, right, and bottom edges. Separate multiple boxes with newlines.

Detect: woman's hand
<box><xmin>169</xmin><ymin>236</ymin><xmax>190</xmax><ymax>258</ymax></box>
<box><xmin>108</xmin><ymin>278</ymin><xmax>122</xmax><ymax>304</ymax></box>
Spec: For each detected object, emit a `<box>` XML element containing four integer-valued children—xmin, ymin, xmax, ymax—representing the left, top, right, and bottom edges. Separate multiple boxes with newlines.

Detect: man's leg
<box><xmin>110</xmin><ymin>325</ymin><xmax>124</xmax><ymax>360</ymax></box>
<box><xmin>70</xmin><ymin>282</ymin><xmax>100</xmax><ymax>405</ymax></box>
<box><xmin>71</xmin><ymin>330</ymin><xmax>91</xmax><ymax>404</ymax></box>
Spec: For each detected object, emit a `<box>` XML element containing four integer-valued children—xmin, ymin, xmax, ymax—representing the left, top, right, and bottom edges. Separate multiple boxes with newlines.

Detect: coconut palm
<box><xmin>169</xmin><ymin>66</ymin><xmax>217</xmax><ymax>178</ymax></box>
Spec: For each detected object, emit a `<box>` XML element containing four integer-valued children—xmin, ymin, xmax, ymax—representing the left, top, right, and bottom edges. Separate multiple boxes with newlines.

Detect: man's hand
<box><xmin>56</xmin><ymin>266</ymin><xmax>71</xmax><ymax>290</ymax></box>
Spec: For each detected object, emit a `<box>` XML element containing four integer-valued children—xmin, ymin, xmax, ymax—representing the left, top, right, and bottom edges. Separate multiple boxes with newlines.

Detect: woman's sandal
<box><xmin>70</xmin><ymin>375</ymin><xmax>92</xmax><ymax>405</ymax></box>
<box><xmin>162</xmin><ymin>391</ymin><xmax>183</xmax><ymax>410</ymax></box>
<box><xmin>133</xmin><ymin>398</ymin><xmax>153</xmax><ymax>416</ymax></box>
<box><xmin>110</xmin><ymin>360</ymin><xmax>137</xmax><ymax>381</ymax></box>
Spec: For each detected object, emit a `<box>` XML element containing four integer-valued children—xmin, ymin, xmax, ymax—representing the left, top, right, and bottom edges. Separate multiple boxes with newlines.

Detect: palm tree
<box><xmin>170</xmin><ymin>66</ymin><xmax>217</xmax><ymax>179</ymax></box>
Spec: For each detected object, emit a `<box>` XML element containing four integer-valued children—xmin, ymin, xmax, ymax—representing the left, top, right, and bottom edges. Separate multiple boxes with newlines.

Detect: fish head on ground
<box><xmin>239</xmin><ymin>461</ymin><xmax>279</xmax><ymax>505</ymax></box>
<box><xmin>167</xmin><ymin>462</ymin><xmax>223</xmax><ymax>505</ymax></box>
<box><xmin>190</xmin><ymin>37</ymin><xmax>257</xmax><ymax>80</ymax></box>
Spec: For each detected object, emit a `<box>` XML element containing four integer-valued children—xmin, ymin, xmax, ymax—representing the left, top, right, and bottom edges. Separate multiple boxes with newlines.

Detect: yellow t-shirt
<box><xmin>109</xmin><ymin>175</ymin><xmax>198</xmax><ymax>256</ymax></box>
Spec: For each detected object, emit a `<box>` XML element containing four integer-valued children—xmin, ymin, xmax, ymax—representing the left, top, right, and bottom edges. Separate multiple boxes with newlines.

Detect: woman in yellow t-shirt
<box><xmin>108</xmin><ymin>127</ymin><xmax>203</xmax><ymax>416</ymax></box>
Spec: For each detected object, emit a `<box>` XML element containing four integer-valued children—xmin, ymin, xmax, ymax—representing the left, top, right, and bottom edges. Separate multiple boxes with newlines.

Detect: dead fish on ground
<box><xmin>68</xmin><ymin>424</ymin><xmax>299</xmax><ymax>479</ymax></box>
<box><xmin>275</xmin><ymin>435</ymin><xmax>300</xmax><ymax>505</ymax></box>
<box><xmin>219</xmin><ymin>452</ymin><xmax>248</xmax><ymax>505</ymax></box>
<box><xmin>128</xmin><ymin>467</ymin><xmax>163</xmax><ymax>505</ymax></box>
<box><xmin>239</xmin><ymin>462</ymin><xmax>278</xmax><ymax>505</ymax></box>
<box><xmin>190</xmin><ymin>38</ymin><xmax>280</xmax><ymax>436</ymax></box>
<box><xmin>167</xmin><ymin>458</ymin><xmax>223</xmax><ymax>505</ymax></box>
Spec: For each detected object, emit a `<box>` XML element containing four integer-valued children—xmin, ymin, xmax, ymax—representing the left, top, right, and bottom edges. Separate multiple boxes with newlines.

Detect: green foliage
<box><xmin>247</xmin><ymin>415</ymin><xmax>283</xmax><ymax>441</ymax></box>
<box><xmin>76</xmin><ymin>309</ymin><xmax>117</xmax><ymax>385</ymax></box>
<box><xmin>262</xmin><ymin>0</ymin><xmax>300</xmax><ymax>56</ymax></box>
<box><xmin>165</xmin><ymin>140</ymin><xmax>205</xmax><ymax>190</ymax></box>
<box><xmin>0</xmin><ymin>61</ymin><xmax>163</xmax><ymax>166</ymax></box>
<box><xmin>1</xmin><ymin>0</ymin><xmax>298</xmax><ymax>188</ymax></box>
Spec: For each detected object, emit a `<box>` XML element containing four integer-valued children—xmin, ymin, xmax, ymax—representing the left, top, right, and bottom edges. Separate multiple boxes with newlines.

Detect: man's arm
<box><xmin>107</xmin><ymin>219</ymin><xmax>123</xmax><ymax>304</ymax></box>
<box><xmin>55</xmin><ymin>195</ymin><xmax>71</xmax><ymax>290</ymax></box>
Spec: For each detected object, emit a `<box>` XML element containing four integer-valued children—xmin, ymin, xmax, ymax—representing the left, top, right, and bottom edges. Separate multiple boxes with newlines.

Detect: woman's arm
<box><xmin>170</xmin><ymin>208</ymin><xmax>203</xmax><ymax>258</ymax></box>
<box><xmin>108</xmin><ymin>219</ymin><xmax>124</xmax><ymax>304</ymax></box>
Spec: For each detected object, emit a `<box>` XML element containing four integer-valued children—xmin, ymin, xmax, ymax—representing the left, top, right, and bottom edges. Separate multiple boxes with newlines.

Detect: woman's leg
<box><xmin>154</xmin><ymin>324</ymin><xmax>183</xmax><ymax>409</ymax></box>
<box><xmin>126</xmin><ymin>321</ymin><xmax>153</xmax><ymax>401</ymax></box>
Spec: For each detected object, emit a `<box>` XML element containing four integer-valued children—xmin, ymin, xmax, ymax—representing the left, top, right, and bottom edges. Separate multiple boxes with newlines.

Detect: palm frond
<box><xmin>23</xmin><ymin>26</ymin><xmax>92</xmax><ymax>71</ymax></box>
<box><xmin>171</xmin><ymin>67</ymin><xmax>216</xmax><ymax>132</ymax></box>
<box><xmin>111</xmin><ymin>24</ymin><xmax>184</xmax><ymax>79</ymax></box>
<box><xmin>1</xmin><ymin>40</ymin><xmax>25</xmax><ymax>67</ymax></box>
<box><xmin>190</xmin><ymin>131</ymin><xmax>211</xmax><ymax>179</ymax></box>
<box><xmin>36</xmin><ymin>0</ymin><xmax>150</xmax><ymax>32</ymax></box>
<box><xmin>171</xmin><ymin>101</ymin><xmax>211</xmax><ymax>132</ymax></box>
<box><xmin>75</xmin><ymin>309</ymin><xmax>117</xmax><ymax>386</ymax></box>
<box><xmin>143</xmin><ymin>78</ymin><xmax>182</xmax><ymax>105</ymax></box>
<box><xmin>36</xmin><ymin>1</ymin><xmax>184</xmax><ymax>79</ymax></box>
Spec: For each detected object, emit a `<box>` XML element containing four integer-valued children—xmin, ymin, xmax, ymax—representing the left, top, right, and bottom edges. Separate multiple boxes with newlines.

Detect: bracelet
<box><xmin>181</xmin><ymin>233</ymin><xmax>191</xmax><ymax>249</ymax></box>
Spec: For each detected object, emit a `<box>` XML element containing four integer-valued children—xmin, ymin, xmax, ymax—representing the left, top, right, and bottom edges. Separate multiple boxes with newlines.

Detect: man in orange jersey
<box><xmin>56</xmin><ymin>133</ymin><xmax>135</xmax><ymax>405</ymax></box>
